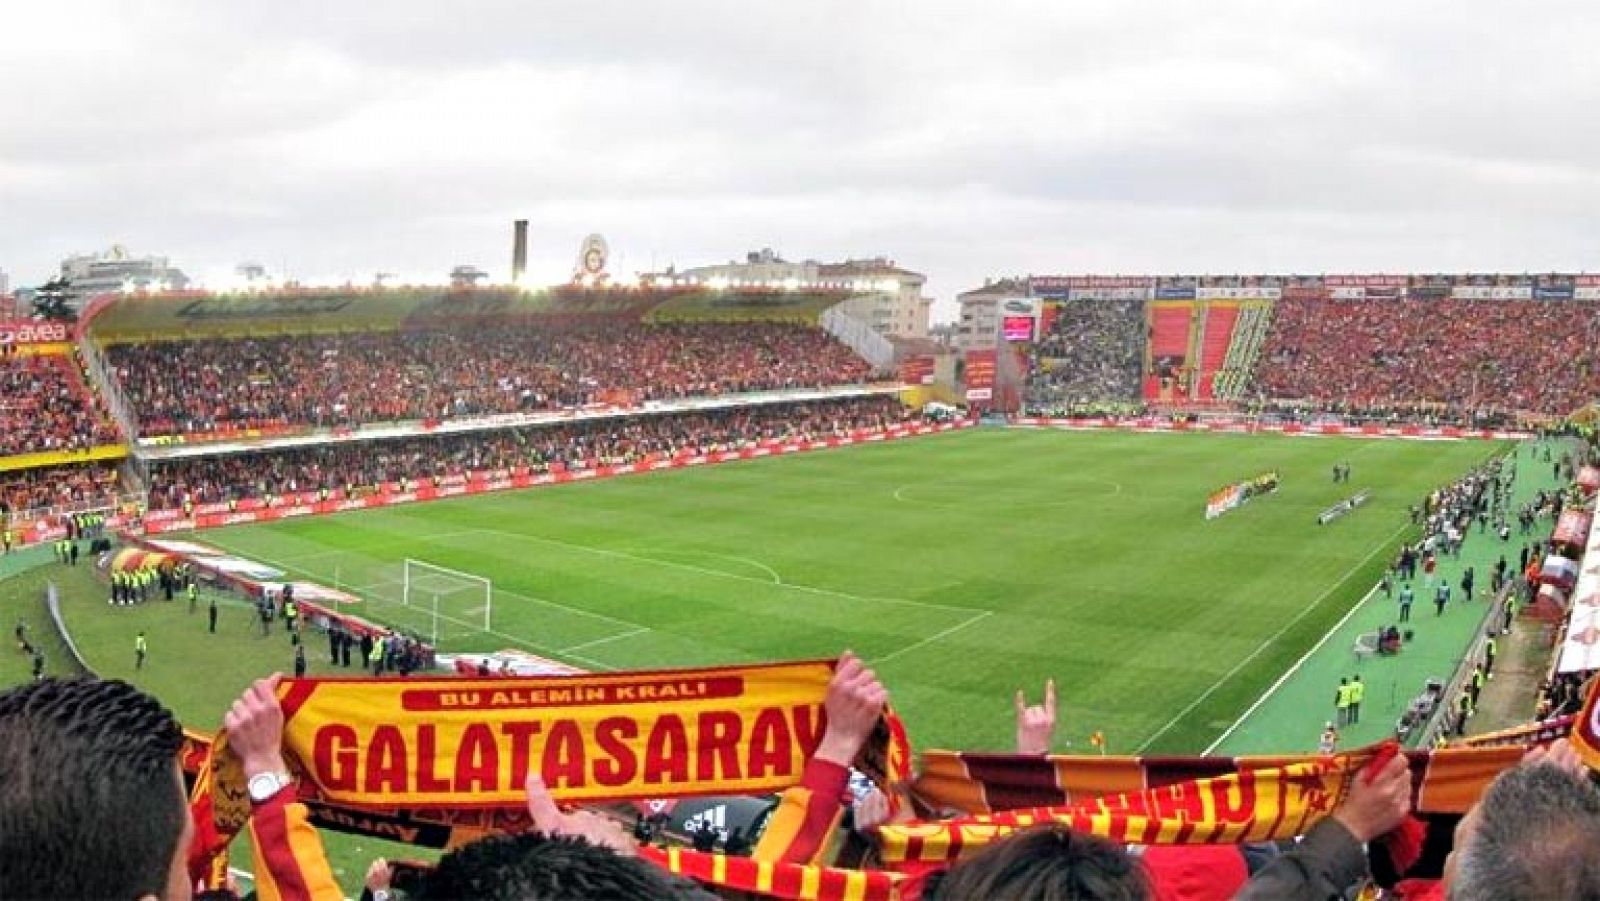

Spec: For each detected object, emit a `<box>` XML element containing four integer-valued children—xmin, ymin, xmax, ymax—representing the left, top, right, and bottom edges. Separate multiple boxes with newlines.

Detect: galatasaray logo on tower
<box><xmin>573</xmin><ymin>233</ymin><xmax>610</xmax><ymax>284</ymax></box>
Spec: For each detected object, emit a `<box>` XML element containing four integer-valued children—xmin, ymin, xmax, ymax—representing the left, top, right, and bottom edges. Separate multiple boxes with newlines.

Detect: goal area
<box><xmin>401</xmin><ymin>558</ymin><xmax>493</xmax><ymax>644</ymax></box>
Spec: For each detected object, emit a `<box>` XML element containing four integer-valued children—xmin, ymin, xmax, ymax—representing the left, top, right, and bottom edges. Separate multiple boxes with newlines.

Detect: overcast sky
<box><xmin>3</xmin><ymin>1</ymin><xmax>1599</xmax><ymax>318</ymax></box>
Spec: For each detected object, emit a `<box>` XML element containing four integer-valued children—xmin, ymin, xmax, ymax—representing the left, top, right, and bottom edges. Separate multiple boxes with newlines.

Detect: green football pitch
<box><xmin>191</xmin><ymin>426</ymin><xmax>1506</xmax><ymax>755</ymax></box>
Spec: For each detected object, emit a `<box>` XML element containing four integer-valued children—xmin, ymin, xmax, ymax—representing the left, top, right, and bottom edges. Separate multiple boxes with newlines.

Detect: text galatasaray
<box><xmin>307</xmin><ymin>704</ymin><xmax>825</xmax><ymax>797</ymax></box>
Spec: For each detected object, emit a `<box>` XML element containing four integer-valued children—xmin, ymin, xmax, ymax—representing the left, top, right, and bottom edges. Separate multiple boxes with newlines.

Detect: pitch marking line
<box><xmin>1135</xmin><ymin>520</ymin><xmax>1410</xmax><ymax>753</ymax></box>
<box><xmin>312</xmin><ymin>546</ymin><xmax>648</xmax><ymax>632</ymax></box>
<box><xmin>198</xmin><ymin>538</ymin><xmax>630</xmax><ymax>672</ymax></box>
<box><xmin>447</xmin><ymin>525</ymin><xmax>986</xmax><ymax>617</ymax></box>
<box><xmin>560</xmin><ymin>627</ymin><xmax>651</xmax><ymax>654</ymax></box>
<box><xmin>871</xmin><ymin>611</ymin><xmax>993</xmax><ymax>666</ymax></box>
<box><xmin>1202</xmin><ymin>583</ymin><xmax>1381</xmax><ymax>755</ymax></box>
<box><xmin>263</xmin><ymin>530</ymin><xmax>483</xmax><ymax>565</ymax></box>
<box><xmin>622</xmin><ymin>548</ymin><xmax>784</xmax><ymax>585</ymax></box>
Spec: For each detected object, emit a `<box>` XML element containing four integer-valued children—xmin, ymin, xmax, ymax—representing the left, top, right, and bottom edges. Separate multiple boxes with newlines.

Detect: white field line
<box><xmin>257</xmin><ymin>529</ymin><xmax>482</xmax><ymax>565</ymax></box>
<box><xmin>870</xmin><ymin>611</ymin><xmax>993</xmax><ymax>666</ymax></box>
<box><xmin>271</xmin><ymin>539</ymin><xmax>649</xmax><ymax>632</ymax></box>
<box><xmin>1135</xmin><ymin>521</ymin><xmax>1410</xmax><ymax>753</ymax></box>
<box><xmin>622</xmin><ymin>548</ymin><xmax>784</xmax><ymax>585</ymax></box>
<box><xmin>1202</xmin><ymin>583</ymin><xmax>1381</xmax><ymax>755</ymax></box>
<box><xmin>451</xmin><ymin>525</ymin><xmax>984</xmax><ymax>616</ymax></box>
<box><xmin>560</xmin><ymin>627</ymin><xmax>650</xmax><ymax>653</ymax></box>
<box><xmin>199</xmin><ymin>538</ymin><xmax>627</xmax><ymax>671</ymax></box>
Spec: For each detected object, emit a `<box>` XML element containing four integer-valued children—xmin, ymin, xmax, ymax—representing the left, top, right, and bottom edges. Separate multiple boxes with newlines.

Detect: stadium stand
<box><xmin>1024</xmin><ymin>297</ymin><xmax>1144</xmax><ymax>406</ymax></box>
<box><xmin>0</xmin><ymin>352</ymin><xmax>121</xmax><ymax>455</ymax></box>
<box><xmin>1213</xmin><ymin>303</ymin><xmax>1273</xmax><ymax>400</ymax></box>
<box><xmin>0</xmin><ymin>462</ymin><xmax>122</xmax><ymax>519</ymax></box>
<box><xmin>1145</xmin><ymin>303</ymin><xmax>1194</xmax><ymax>401</ymax></box>
<box><xmin>1193</xmin><ymin>302</ymin><xmax>1238</xmax><ymax>401</ymax></box>
<box><xmin>144</xmin><ymin>396</ymin><xmax>912</xmax><ymax>509</ymax></box>
<box><xmin>105</xmin><ymin>322</ymin><xmax>871</xmax><ymax>438</ymax></box>
<box><xmin>1253</xmin><ymin>294</ymin><xmax>1600</xmax><ymax>415</ymax></box>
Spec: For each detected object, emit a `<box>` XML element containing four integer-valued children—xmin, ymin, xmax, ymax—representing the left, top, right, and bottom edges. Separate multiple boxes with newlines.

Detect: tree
<box><xmin>30</xmin><ymin>277</ymin><xmax>75</xmax><ymax>322</ymax></box>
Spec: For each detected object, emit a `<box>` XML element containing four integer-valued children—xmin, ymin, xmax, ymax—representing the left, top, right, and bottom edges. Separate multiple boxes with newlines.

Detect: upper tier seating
<box><xmin>105</xmin><ymin>322</ymin><xmax>873</xmax><ymax>438</ymax></box>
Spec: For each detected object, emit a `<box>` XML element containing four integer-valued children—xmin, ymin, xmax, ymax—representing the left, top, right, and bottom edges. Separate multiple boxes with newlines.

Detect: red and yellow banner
<box><xmin>910</xmin><ymin>743</ymin><xmax>1524</xmax><ymax>820</ymax></box>
<box><xmin>887</xmin><ymin>756</ymin><xmax>1353</xmax><ymax>871</ymax></box>
<box><xmin>1571</xmin><ymin>674</ymin><xmax>1600</xmax><ymax>769</ymax></box>
<box><xmin>277</xmin><ymin>661</ymin><xmax>838</xmax><ymax>807</ymax></box>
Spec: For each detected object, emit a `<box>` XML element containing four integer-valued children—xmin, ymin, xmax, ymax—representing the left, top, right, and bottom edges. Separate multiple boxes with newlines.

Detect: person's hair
<box><xmin>932</xmin><ymin>824</ymin><xmax>1150</xmax><ymax>901</ymax></box>
<box><xmin>1452</xmin><ymin>763</ymin><xmax>1600</xmax><ymax>900</ymax></box>
<box><xmin>416</xmin><ymin>831</ymin><xmax>716</xmax><ymax>901</ymax></box>
<box><xmin>0</xmin><ymin>678</ymin><xmax>186</xmax><ymax>900</ymax></box>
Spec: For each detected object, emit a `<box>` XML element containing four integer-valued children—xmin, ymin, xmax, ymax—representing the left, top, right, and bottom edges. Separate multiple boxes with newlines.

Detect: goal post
<box><xmin>402</xmin><ymin>559</ymin><xmax>493</xmax><ymax>642</ymax></box>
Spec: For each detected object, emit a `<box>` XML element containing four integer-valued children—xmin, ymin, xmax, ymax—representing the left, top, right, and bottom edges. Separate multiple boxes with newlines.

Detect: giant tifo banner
<box><xmin>963</xmin><ymin>350</ymin><xmax>997</xmax><ymax>402</ymax></box>
<box><xmin>1202</xmin><ymin>472</ymin><xmax>1277</xmax><ymax>520</ymax></box>
<box><xmin>1205</xmin><ymin>485</ymin><xmax>1243</xmax><ymax>520</ymax></box>
<box><xmin>141</xmin><ymin>421</ymin><xmax>974</xmax><ymax>534</ymax></box>
<box><xmin>122</xmin><ymin>536</ymin><xmax>421</xmax><ymax>653</ymax></box>
<box><xmin>269</xmin><ymin>661</ymin><xmax>860</xmax><ymax>807</ymax></box>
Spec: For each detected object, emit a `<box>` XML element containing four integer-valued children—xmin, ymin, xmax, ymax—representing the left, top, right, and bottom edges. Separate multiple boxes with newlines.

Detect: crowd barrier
<box><xmin>1013</xmin><ymin>417</ymin><xmax>1530</xmax><ymax>441</ymax></box>
<box><xmin>142</xmin><ymin>420</ymin><xmax>976</xmax><ymax>534</ymax></box>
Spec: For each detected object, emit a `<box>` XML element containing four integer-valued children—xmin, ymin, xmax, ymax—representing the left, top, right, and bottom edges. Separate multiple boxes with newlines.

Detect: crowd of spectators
<box><xmin>1025</xmin><ymin>298</ymin><xmax>1144</xmax><ymax>405</ymax></box>
<box><xmin>107</xmin><ymin>322</ymin><xmax>873</xmax><ymax>437</ymax></box>
<box><xmin>0</xmin><ymin>352</ymin><xmax>120</xmax><ymax>456</ymax></box>
<box><xmin>1254</xmin><ymin>296</ymin><xmax>1600</xmax><ymax>415</ymax></box>
<box><xmin>0</xmin><ymin>462</ymin><xmax>122</xmax><ymax>519</ymax></box>
<box><xmin>146</xmin><ymin>396</ymin><xmax>914</xmax><ymax>509</ymax></box>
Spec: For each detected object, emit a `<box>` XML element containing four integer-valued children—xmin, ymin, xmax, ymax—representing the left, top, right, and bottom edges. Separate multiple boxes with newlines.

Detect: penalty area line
<box><xmin>870</xmin><ymin>610</ymin><xmax>993</xmax><ymax>666</ymax></box>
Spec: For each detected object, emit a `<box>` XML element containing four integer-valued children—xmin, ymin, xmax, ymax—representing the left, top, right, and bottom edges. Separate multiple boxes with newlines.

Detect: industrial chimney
<box><xmin>511</xmin><ymin>219</ymin><xmax>529</xmax><ymax>284</ymax></box>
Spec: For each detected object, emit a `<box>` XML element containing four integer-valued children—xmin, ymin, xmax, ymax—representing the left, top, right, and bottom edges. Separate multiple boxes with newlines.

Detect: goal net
<box><xmin>401</xmin><ymin>559</ymin><xmax>493</xmax><ymax>645</ymax></box>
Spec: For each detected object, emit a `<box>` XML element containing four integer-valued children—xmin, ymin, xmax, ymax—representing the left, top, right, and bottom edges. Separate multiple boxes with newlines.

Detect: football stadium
<box><xmin>3</xmin><ymin>268</ymin><xmax>1599</xmax><ymax>899</ymax></box>
<box><xmin>8</xmin><ymin>5</ymin><xmax>1600</xmax><ymax>898</ymax></box>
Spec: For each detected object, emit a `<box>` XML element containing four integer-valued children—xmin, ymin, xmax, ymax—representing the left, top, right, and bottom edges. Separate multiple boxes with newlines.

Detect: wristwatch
<box><xmin>372</xmin><ymin>891</ymin><xmax>391</xmax><ymax>901</ymax></box>
<box><xmin>247</xmin><ymin>770</ymin><xmax>294</xmax><ymax>803</ymax></box>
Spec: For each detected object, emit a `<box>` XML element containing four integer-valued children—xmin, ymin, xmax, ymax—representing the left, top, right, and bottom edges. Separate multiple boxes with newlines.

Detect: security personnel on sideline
<box><xmin>1334</xmin><ymin>678</ymin><xmax>1352</xmax><ymax>726</ymax></box>
<box><xmin>134</xmin><ymin>631</ymin><xmax>147</xmax><ymax>670</ymax></box>
<box><xmin>1485</xmin><ymin>635</ymin><xmax>1498</xmax><ymax>678</ymax></box>
<box><xmin>187</xmin><ymin>581</ymin><xmax>199</xmax><ymax>614</ymax></box>
<box><xmin>1347</xmin><ymin>675</ymin><xmax>1364</xmax><ymax>725</ymax></box>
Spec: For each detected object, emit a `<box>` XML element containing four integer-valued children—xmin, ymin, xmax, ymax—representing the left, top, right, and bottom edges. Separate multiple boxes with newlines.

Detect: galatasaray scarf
<box><xmin>889</xmin><ymin>742</ymin><xmax>1530</xmax><ymax>873</ymax></box>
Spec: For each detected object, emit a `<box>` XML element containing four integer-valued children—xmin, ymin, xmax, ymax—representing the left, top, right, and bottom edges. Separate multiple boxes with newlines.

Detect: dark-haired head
<box><xmin>417</xmin><ymin>831</ymin><xmax>716</xmax><ymax>901</ymax></box>
<box><xmin>932</xmin><ymin>824</ymin><xmax>1150</xmax><ymax>901</ymax></box>
<box><xmin>0</xmin><ymin>678</ymin><xmax>190</xmax><ymax>901</ymax></box>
